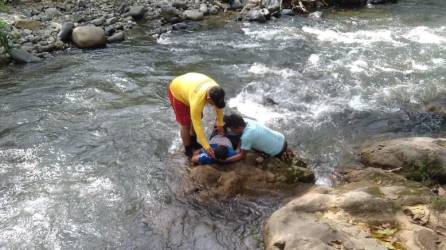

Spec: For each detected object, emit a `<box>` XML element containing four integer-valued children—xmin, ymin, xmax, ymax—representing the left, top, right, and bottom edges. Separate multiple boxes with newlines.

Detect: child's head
<box><xmin>214</xmin><ymin>145</ymin><xmax>229</xmax><ymax>161</ymax></box>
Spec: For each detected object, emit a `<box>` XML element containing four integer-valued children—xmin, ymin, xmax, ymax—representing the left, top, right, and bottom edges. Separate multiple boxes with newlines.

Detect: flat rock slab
<box><xmin>361</xmin><ymin>137</ymin><xmax>446</xmax><ymax>183</ymax></box>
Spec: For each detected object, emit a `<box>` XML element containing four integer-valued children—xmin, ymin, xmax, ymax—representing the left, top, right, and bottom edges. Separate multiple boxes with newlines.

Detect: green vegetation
<box><xmin>0</xmin><ymin>19</ymin><xmax>11</xmax><ymax>52</ymax></box>
<box><xmin>431</xmin><ymin>196</ymin><xmax>446</xmax><ymax>212</ymax></box>
<box><xmin>0</xmin><ymin>0</ymin><xmax>8</xmax><ymax>12</ymax></box>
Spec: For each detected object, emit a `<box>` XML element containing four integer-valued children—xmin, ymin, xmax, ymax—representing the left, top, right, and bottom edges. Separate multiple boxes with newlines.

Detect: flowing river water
<box><xmin>1</xmin><ymin>0</ymin><xmax>446</xmax><ymax>249</ymax></box>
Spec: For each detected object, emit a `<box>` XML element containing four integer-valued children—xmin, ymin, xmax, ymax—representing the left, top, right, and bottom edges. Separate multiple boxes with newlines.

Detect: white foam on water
<box><xmin>228</xmin><ymin>91</ymin><xmax>289</xmax><ymax>123</ymax></box>
<box><xmin>432</xmin><ymin>58</ymin><xmax>445</xmax><ymax>66</ymax></box>
<box><xmin>348</xmin><ymin>95</ymin><xmax>370</xmax><ymax>111</ymax></box>
<box><xmin>307</xmin><ymin>54</ymin><xmax>321</xmax><ymax>66</ymax></box>
<box><xmin>403</xmin><ymin>26</ymin><xmax>446</xmax><ymax>44</ymax></box>
<box><xmin>110</xmin><ymin>74</ymin><xmax>139</xmax><ymax>92</ymax></box>
<box><xmin>242</xmin><ymin>25</ymin><xmax>304</xmax><ymax>41</ymax></box>
<box><xmin>248</xmin><ymin>63</ymin><xmax>301</xmax><ymax>79</ymax></box>
<box><xmin>348</xmin><ymin>59</ymin><xmax>369</xmax><ymax>73</ymax></box>
<box><xmin>302</xmin><ymin>26</ymin><xmax>400</xmax><ymax>45</ymax></box>
<box><xmin>157</xmin><ymin>33</ymin><xmax>173</xmax><ymax>44</ymax></box>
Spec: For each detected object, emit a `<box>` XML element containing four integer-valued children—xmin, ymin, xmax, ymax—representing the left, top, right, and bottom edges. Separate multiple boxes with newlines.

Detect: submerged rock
<box><xmin>361</xmin><ymin>137</ymin><xmax>446</xmax><ymax>183</ymax></box>
<box><xmin>72</xmin><ymin>25</ymin><xmax>107</xmax><ymax>49</ymax></box>
<box><xmin>264</xmin><ymin>167</ymin><xmax>446</xmax><ymax>250</ymax></box>
<box><xmin>9</xmin><ymin>48</ymin><xmax>41</xmax><ymax>63</ymax></box>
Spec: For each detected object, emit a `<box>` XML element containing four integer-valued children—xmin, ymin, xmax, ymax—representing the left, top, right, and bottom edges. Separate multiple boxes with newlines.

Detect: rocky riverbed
<box><xmin>0</xmin><ymin>0</ymin><xmax>399</xmax><ymax>64</ymax></box>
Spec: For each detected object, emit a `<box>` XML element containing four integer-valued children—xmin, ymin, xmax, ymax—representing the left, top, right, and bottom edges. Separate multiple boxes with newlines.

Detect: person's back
<box><xmin>169</xmin><ymin>73</ymin><xmax>218</xmax><ymax>105</ymax></box>
<box><xmin>241</xmin><ymin>119</ymin><xmax>285</xmax><ymax>156</ymax></box>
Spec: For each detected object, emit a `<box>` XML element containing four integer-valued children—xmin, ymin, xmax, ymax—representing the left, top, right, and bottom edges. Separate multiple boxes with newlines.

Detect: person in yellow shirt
<box><xmin>168</xmin><ymin>73</ymin><xmax>226</xmax><ymax>158</ymax></box>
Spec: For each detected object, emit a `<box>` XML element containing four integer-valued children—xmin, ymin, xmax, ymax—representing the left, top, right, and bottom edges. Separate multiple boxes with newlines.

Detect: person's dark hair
<box><xmin>209</xmin><ymin>86</ymin><xmax>225</xmax><ymax>109</ymax></box>
<box><xmin>214</xmin><ymin>145</ymin><xmax>229</xmax><ymax>160</ymax></box>
<box><xmin>224</xmin><ymin>114</ymin><xmax>246</xmax><ymax>129</ymax></box>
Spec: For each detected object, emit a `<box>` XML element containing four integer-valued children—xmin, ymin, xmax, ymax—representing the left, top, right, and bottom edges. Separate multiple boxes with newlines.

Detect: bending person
<box><xmin>223</xmin><ymin>114</ymin><xmax>294</xmax><ymax>163</ymax></box>
<box><xmin>168</xmin><ymin>72</ymin><xmax>226</xmax><ymax>158</ymax></box>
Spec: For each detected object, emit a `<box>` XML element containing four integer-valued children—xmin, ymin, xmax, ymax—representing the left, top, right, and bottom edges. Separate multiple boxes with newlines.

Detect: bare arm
<box><xmin>224</xmin><ymin>149</ymin><xmax>247</xmax><ymax>163</ymax></box>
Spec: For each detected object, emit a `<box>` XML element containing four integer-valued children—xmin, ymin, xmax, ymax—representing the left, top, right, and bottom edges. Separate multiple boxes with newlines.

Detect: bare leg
<box><xmin>180</xmin><ymin>125</ymin><xmax>191</xmax><ymax>146</ymax></box>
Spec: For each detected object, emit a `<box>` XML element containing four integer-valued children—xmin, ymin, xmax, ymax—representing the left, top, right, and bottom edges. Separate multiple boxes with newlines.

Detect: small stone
<box><xmin>45</xmin><ymin>7</ymin><xmax>61</xmax><ymax>19</ymax></box>
<box><xmin>183</xmin><ymin>9</ymin><xmax>204</xmax><ymax>21</ymax></box>
<box><xmin>127</xmin><ymin>6</ymin><xmax>146</xmax><ymax>20</ymax></box>
<box><xmin>106</xmin><ymin>17</ymin><xmax>118</xmax><ymax>25</ymax></box>
<box><xmin>90</xmin><ymin>17</ymin><xmax>105</xmax><ymax>26</ymax></box>
<box><xmin>172</xmin><ymin>1</ymin><xmax>188</xmax><ymax>9</ymax></box>
<box><xmin>208</xmin><ymin>6</ymin><xmax>219</xmax><ymax>15</ymax></box>
<box><xmin>199</xmin><ymin>3</ymin><xmax>208</xmax><ymax>14</ymax></box>
<box><xmin>107</xmin><ymin>32</ymin><xmax>125</xmax><ymax>43</ymax></box>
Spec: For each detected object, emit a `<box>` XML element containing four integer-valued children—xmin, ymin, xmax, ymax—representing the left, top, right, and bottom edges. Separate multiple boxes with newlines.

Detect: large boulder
<box><xmin>72</xmin><ymin>25</ymin><xmax>107</xmax><ymax>49</ymax></box>
<box><xmin>361</xmin><ymin>137</ymin><xmax>446</xmax><ymax>182</ymax></box>
<box><xmin>264</xmin><ymin>167</ymin><xmax>446</xmax><ymax>250</ymax></box>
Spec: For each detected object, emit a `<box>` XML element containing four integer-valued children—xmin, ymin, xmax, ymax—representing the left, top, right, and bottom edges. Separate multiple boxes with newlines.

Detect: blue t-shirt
<box><xmin>240</xmin><ymin>119</ymin><xmax>285</xmax><ymax>156</ymax></box>
<box><xmin>198</xmin><ymin>144</ymin><xmax>237</xmax><ymax>165</ymax></box>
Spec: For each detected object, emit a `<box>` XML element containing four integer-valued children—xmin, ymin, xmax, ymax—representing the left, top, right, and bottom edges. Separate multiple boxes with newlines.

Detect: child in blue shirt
<box><xmin>191</xmin><ymin>134</ymin><xmax>237</xmax><ymax>165</ymax></box>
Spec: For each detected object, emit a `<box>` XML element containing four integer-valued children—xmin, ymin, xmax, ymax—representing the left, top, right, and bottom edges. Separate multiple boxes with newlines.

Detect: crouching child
<box><xmin>223</xmin><ymin>114</ymin><xmax>294</xmax><ymax>163</ymax></box>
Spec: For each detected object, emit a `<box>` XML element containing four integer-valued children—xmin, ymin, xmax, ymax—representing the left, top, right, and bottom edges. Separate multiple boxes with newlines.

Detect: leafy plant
<box><xmin>0</xmin><ymin>19</ymin><xmax>11</xmax><ymax>52</ymax></box>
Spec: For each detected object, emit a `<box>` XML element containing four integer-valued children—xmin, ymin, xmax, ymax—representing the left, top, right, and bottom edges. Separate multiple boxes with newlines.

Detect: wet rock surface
<box><xmin>360</xmin><ymin>137</ymin><xmax>446</xmax><ymax>183</ymax></box>
<box><xmin>187</xmin><ymin>152</ymin><xmax>313</xmax><ymax>201</ymax></box>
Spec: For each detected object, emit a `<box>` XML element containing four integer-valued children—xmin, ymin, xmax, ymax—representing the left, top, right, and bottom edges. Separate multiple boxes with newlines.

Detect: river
<box><xmin>1</xmin><ymin>0</ymin><xmax>445</xmax><ymax>249</ymax></box>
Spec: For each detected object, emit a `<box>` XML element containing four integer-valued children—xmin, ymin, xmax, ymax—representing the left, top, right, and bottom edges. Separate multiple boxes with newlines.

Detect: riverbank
<box><xmin>0</xmin><ymin>0</ymin><xmax>400</xmax><ymax>64</ymax></box>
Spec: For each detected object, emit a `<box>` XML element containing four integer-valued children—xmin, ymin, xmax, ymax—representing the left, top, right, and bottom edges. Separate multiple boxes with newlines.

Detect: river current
<box><xmin>1</xmin><ymin>0</ymin><xmax>445</xmax><ymax>249</ymax></box>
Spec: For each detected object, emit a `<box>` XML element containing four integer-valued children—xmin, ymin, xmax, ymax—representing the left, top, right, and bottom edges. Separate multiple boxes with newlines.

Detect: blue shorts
<box><xmin>198</xmin><ymin>144</ymin><xmax>236</xmax><ymax>165</ymax></box>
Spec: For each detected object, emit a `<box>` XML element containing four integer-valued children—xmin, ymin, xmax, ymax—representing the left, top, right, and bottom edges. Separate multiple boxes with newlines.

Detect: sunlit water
<box><xmin>1</xmin><ymin>0</ymin><xmax>445</xmax><ymax>248</ymax></box>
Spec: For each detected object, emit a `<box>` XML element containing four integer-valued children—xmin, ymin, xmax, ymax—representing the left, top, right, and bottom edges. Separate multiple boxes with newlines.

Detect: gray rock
<box><xmin>281</xmin><ymin>9</ymin><xmax>294</xmax><ymax>15</ymax></box>
<box><xmin>239</xmin><ymin>8</ymin><xmax>270</xmax><ymax>23</ymax></box>
<box><xmin>90</xmin><ymin>17</ymin><xmax>105</xmax><ymax>26</ymax></box>
<box><xmin>172</xmin><ymin>22</ymin><xmax>189</xmax><ymax>30</ymax></box>
<box><xmin>231</xmin><ymin>0</ymin><xmax>243</xmax><ymax>9</ymax></box>
<box><xmin>262</xmin><ymin>0</ymin><xmax>280</xmax><ymax>12</ymax></box>
<box><xmin>107</xmin><ymin>32</ymin><xmax>124</xmax><ymax>43</ymax></box>
<box><xmin>172</xmin><ymin>1</ymin><xmax>188</xmax><ymax>9</ymax></box>
<box><xmin>72</xmin><ymin>25</ymin><xmax>107</xmax><ymax>48</ymax></box>
<box><xmin>106</xmin><ymin>17</ymin><xmax>118</xmax><ymax>25</ymax></box>
<box><xmin>127</xmin><ymin>6</ymin><xmax>146</xmax><ymax>20</ymax></box>
<box><xmin>104</xmin><ymin>26</ymin><xmax>115</xmax><ymax>36</ymax></box>
<box><xmin>9</xmin><ymin>48</ymin><xmax>41</xmax><ymax>64</ymax></box>
<box><xmin>183</xmin><ymin>9</ymin><xmax>204</xmax><ymax>21</ymax></box>
<box><xmin>208</xmin><ymin>6</ymin><xmax>219</xmax><ymax>15</ymax></box>
<box><xmin>58</xmin><ymin>22</ymin><xmax>74</xmax><ymax>43</ymax></box>
<box><xmin>160</xmin><ymin>6</ymin><xmax>182</xmax><ymax>23</ymax></box>
<box><xmin>199</xmin><ymin>3</ymin><xmax>208</xmax><ymax>14</ymax></box>
<box><xmin>45</xmin><ymin>7</ymin><xmax>61</xmax><ymax>19</ymax></box>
